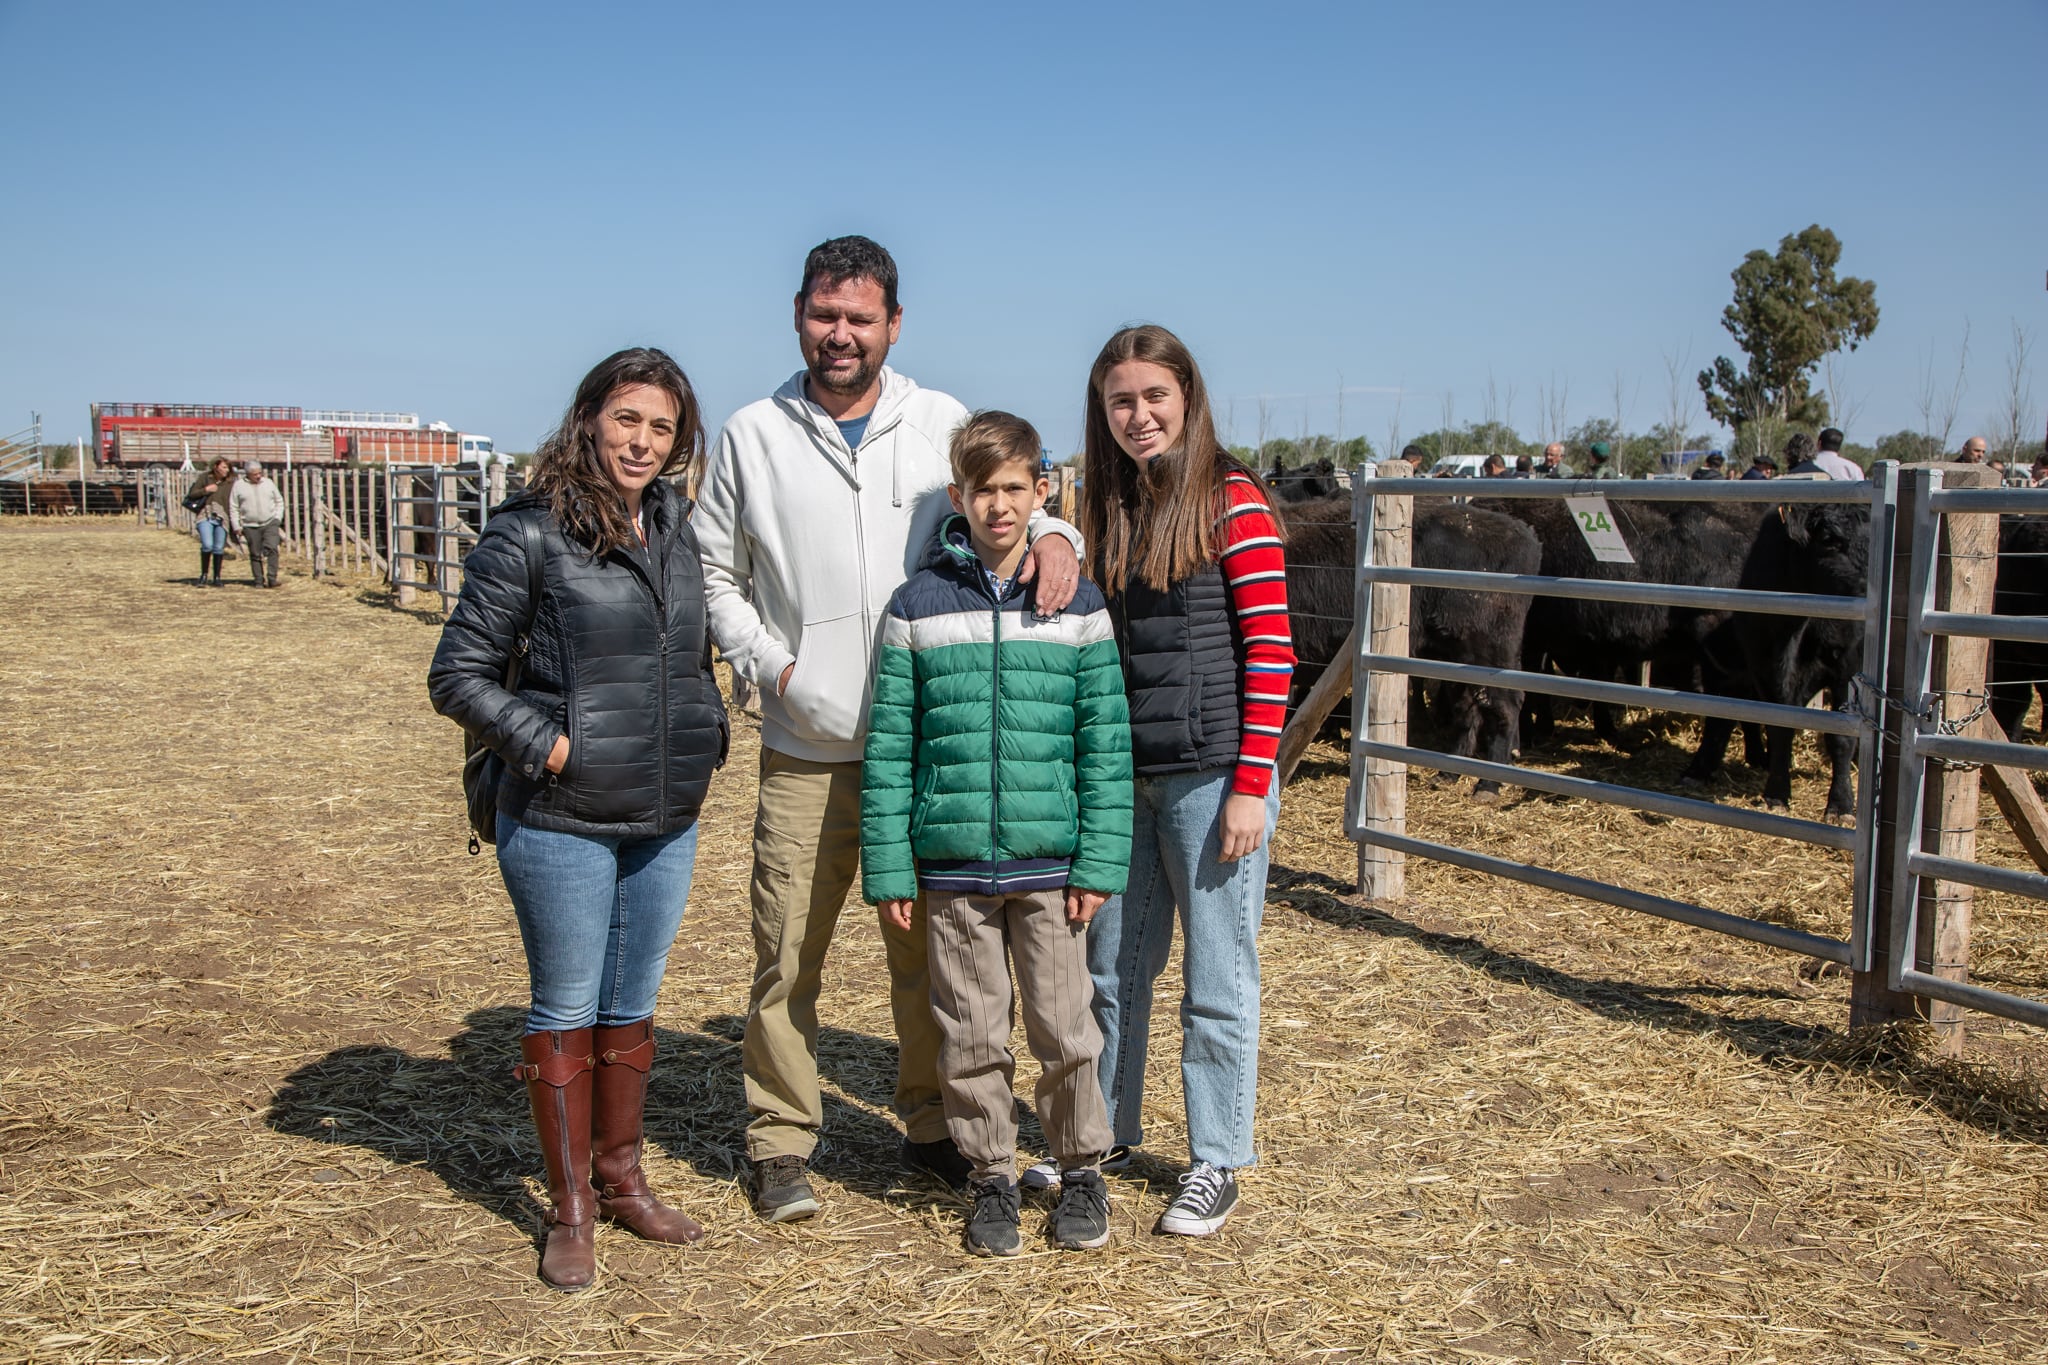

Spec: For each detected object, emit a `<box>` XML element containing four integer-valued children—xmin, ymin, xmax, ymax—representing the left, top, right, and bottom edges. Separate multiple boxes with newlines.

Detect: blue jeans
<box><xmin>1087</xmin><ymin>768</ymin><xmax>1279</xmax><ymax>1169</ymax></box>
<box><xmin>495</xmin><ymin>814</ymin><xmax>699</xmax><ymax>1034</ymax></box>
<box><xmin>196</xmin><ymin>518</ymin><xmax>227</xmax><ymax>553</ymax></box>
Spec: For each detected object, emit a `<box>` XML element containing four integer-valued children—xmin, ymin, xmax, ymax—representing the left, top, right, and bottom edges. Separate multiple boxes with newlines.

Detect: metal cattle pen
<box><xmin>1328</xmin><ymin>461</ymin><xmax>2048</xmax><ymax>1040</ymax></box>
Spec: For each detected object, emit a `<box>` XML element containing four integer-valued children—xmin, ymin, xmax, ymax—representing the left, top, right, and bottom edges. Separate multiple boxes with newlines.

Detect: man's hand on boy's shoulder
<box><xmin>878</xmin><ymin>898</ymin><xmax>916</xmax><ymax>933</ymax></box>
<box><xmin>1065</xmin><ymin>888</ymin><xmax>1109</xmax><ymax>925</ymax></box>
<box><xmin>1016</xmin><ymin>532</ymin><xmax>1079</xmax><ymax>613</ymax></box>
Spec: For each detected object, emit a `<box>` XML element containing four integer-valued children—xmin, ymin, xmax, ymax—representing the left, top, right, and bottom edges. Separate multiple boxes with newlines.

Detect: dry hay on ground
<box><xmin>1</xmin><ymin>518</ymin><xmax>2045</xmax><ymax>1365</ymax></box>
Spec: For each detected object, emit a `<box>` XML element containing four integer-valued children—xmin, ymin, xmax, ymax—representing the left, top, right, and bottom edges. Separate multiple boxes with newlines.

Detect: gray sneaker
<box><xmin>1048</xmin><ymin>1169</ymin><xmax>1111</xmax><ymax>1250</ymax></box>
<box><xmin>964</xmin><ymin>1177</ymin><xmax>1022</xmax><ymax>1257</ymax></box>
<box><xmin>751</xmin><ymin>1156</ymin><xmax>820</xmax><ymax>1223</ymax></box>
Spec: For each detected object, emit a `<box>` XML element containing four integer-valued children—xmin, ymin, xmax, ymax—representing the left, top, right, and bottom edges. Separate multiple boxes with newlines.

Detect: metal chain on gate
<box><xmin>1842</xmin><ymin>673</ymin><xmax>1989</xmax><ymax>771</ymax></box>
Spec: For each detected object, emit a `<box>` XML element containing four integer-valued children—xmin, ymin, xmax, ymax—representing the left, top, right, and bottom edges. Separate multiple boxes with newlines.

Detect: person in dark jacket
<box><xmin>186</xmin><ymin>458</ymin><xmax>235</xmax><ymax>585</ymax></box>
<box><xmin>428</xmin><ymin>348</ymin><xmax>728</xmax><ymax>1292</ymax></box>
<box><xmin>1075</xmin><ymin>325</ymin><xmax>1297</xmax><ymax>1239</ymax></box>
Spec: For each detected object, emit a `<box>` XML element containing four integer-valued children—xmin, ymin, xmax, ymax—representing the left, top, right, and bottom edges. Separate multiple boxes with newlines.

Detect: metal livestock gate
<box><xmin>1336</xmin><ymin>461</ymin><xmax>2048</xmax><ymax>1041</ymax></box>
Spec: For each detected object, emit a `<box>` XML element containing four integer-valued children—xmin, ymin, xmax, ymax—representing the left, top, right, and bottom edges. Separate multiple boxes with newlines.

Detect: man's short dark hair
<box><xmin>799</xmin><ymin>235</ymin><xmax>900</xmax><ymax>314</ymax></box>
<box><xmin>1400</xmin><ymin>444</ymin><xmax>1426</xmax><ymax>464</ymax></box>
<box><xmin>1818</xmin><ymin>427</ymin><xmax>1845</xmax><ymax>452</ymax></box>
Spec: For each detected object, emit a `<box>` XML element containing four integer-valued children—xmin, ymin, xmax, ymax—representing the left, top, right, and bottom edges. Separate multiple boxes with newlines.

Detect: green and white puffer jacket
<box><xmin>861</xmin><ymin>515</ymin><xmax>1133</xmax><ymax>903</ymax></box>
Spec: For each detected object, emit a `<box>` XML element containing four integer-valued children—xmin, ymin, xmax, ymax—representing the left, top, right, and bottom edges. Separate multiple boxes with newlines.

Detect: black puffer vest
<box><xmin>1112</xmin><ymin>560</ymin><xmax>1242</xmax><ymax>776</ymax></box>
<box><xmin>428</xmin><ymin>481</ymin><xmax>729</xmax><ymax>838</ymax></box>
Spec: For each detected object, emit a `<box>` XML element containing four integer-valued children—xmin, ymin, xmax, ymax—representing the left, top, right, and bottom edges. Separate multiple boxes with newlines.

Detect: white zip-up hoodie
<box><xmin>696</xmin><ymin>366</ymin><xmax>1077</xmax><ymax>763</ymax></box>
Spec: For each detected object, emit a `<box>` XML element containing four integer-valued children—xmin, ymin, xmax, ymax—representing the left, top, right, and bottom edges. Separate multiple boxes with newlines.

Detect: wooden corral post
<box><xmin>311</xmin><ymin>472</ymin><xmax>328</xmax><ymax>578</ymax></box>
<box><xmin>487</xmin><ymin>460</ymin><xmax>507</xmax><ymax>512</ymax></box>
<box><xmin>1918</xmin><ymin>463</ymin><xmax>1997</xmax><ymax>1053</ymax></box>
<box><xmin>1345</xmin><ymin>466</ymin><xmax>1411</xmax><ymax>900</ymax></box>
<box><xmin>394</xmin><ymin>469</ymin><xmax>417</xmax><ymax>609</ymax></box>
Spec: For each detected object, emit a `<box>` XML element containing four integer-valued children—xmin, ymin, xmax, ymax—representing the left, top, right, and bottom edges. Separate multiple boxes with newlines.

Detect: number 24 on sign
<box><xmin>1563</xmin><ymin>496</ymin><xmax>1635</xmax><ymax>564</ymax></box>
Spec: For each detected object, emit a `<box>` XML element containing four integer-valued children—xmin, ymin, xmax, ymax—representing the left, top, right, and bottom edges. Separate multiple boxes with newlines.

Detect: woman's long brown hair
<box><xmin>1079</xmin><ymin>324</ymin><xmax>1279</xmax><ymax>593</ymax></box>
<box><xmin>528</xmin><ymin>347</ymin><xmax>705</xmax><ymax>557</ymax></box>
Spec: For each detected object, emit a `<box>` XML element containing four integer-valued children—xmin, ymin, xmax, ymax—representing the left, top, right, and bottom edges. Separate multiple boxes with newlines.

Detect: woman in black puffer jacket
<box><xmin>429</xmin><ymin>347</ymin><xmax>728</xmax><ymax>1291</ymax></box>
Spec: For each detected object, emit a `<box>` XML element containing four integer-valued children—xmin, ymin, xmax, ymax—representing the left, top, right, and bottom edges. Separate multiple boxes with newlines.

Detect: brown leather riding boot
<box><xmin>515</xmin><ymin>1029</ymin><xmax>598</xmax><ymax>1290</ymax></box>
<box><xmin>591</xmin><ymin>1018</ymin><xmax>704</xmax><ymax>1244</ymax></box>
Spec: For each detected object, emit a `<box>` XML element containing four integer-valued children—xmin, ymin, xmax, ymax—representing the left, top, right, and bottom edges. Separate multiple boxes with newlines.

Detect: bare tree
<box><xmin>1335</xmin><ymin>374</ymin><xmax>1345</xmax><ymax>445</ymax></box>
<box><xmin>1255</xmin><ymin>395</ymin><xmax>1271</xmax><ymax>468</ymax></box>
<box><xmin>1917</xmin><ymin>320</ymin><xmax>1971</xmax><ymax>454</ymax></box>
<box><xmin>1994</xmin><ymin>319</ymin><xmax>2037</xmax><ymax>463</ymax></box>
<box><xmin>1537</xmin><ymin>373</ymin><xmax>1571</xmax><ymax>446</ymax></box>
<box><xmin>1440</xmin><ymin>390</ymin><xmax>1457</xmax><ymax>459</ymax></box>
<box><xmin>1481</xmin><ymin>371</ymin><xmax>1501</xmax><ymax>455</ymax></box>
<box><xmin>1662</xmin><ymin>346</ymin><xmax>1698</xmax><ymax>465</ymax></box>
<box><xmin>1385</xmin><ymin>387</ymin><xmax>1404</xmax><ymax>469</ymax></box>
<box><xmin>1821</xmin><ymin>351</ymin><xmax>1865</xmax><ymax>439</ymax></box>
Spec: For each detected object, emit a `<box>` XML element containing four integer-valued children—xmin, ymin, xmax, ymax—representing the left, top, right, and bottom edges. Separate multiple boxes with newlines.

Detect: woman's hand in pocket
<box><xmin>545</xmin><ymin>735</ymin><xmax>570</xmax><ymax>774</ymax></box>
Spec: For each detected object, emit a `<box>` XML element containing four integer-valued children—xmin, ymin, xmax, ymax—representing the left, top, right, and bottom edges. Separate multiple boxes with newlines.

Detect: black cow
<box><xmin>1992</xmin><ymin>514</ymin><xmax>2048</xmax><ymax>740</ymax></box>
<box><xmin>1681</xmin><ymin>502</ymin><xmax>1869</xmax><ymax>817</ymax></box>
<box><xmin>1475</xmin><ymin>497</ymin><xmax>1768</xmax><ymax>755</ymax></box>
<box><xmin>1269</xmin><ymin>457</ymin><xmax>1346</xmax><ymax>503</ymax></box>
<box><xmin>1285</xmin><ymin>496</ymin><xmax>1540</xmax><ymax>800</ymax></box>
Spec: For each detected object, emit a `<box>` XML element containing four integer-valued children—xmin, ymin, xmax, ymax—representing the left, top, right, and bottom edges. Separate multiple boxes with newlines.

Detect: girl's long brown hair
<box><xmin>529</xmin><ymin>347</ymin><xmax>705</xmax><ymax>557</ymax></box>
<box><xmin>1079</xmin><ymin>324</ymin><xmax>1279</xmax><ymax>593</ymax></box>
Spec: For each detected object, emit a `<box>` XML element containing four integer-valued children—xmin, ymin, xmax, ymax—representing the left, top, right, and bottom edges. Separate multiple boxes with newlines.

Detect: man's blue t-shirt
<box><xmin>836</xmin><ymin>415</ymin><xmax>871</xmax><ymax>450</ymax></box>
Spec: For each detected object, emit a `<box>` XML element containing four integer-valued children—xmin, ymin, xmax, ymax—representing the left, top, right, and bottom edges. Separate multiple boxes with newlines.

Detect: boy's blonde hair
<box><xmin>950</xmin><ymin>410</ymin><xmax>1045</xmax><ymax>490</ymax></box>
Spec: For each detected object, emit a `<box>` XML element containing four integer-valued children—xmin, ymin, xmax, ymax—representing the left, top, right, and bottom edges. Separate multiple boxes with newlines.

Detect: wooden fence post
<box><xmin>1346</xmin><ymin>467</ymin><xmax>1411</xmax><ymax>901</ymax></box>
<box><xmin>1919</xmin><ymin>463</ymin><xmax>1996</xmax><ymax>1053</ymax></box>
<box><xmin>311</xmin><ymin>472</ymin><xmax>328</xmax><ymax>578</ymax></box>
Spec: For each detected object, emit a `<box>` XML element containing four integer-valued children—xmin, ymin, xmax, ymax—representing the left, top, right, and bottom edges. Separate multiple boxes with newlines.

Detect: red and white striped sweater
<box><xmin>1219</xmin><ymin>473</ymin><xmax>1296</xmax><ymax>795</ymax></box>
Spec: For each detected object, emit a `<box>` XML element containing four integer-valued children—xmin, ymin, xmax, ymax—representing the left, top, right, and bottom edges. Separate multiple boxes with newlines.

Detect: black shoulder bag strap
<box><xmin>465</xmin><ymin>513</ymin><xmax>547</xmax><ymax>855</ymax></box>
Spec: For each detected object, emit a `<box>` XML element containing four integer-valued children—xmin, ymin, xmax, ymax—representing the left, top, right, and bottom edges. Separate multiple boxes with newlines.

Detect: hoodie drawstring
<box><xmin>892</xmin><ymin>441</ymin><xmax>902</xmax><ymax>508</ymax></box>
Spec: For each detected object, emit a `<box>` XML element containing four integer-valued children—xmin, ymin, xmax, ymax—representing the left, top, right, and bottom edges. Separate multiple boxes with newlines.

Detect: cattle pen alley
<box><xmin>1</xmin><ymin>513</ymin><xmax>2045</xmax><ymax>1362</ymax></box>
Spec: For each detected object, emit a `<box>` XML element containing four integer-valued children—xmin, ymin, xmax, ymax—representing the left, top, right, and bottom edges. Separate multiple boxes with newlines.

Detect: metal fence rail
<box><xmin>1345</xmin><ymin>459</ymin><xmax>2048</xmax><ymax>1040</ymax></box>
<box><xmin>1346</xmin><ymin>464</ymin><xmax>1887</xmax><ymax>973</ymax></box>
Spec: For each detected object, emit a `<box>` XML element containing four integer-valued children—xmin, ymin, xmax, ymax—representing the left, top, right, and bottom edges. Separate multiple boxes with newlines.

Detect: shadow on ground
<box><xmin>266</xmin><ymin>1006</ymin><xmax>959</xmax><ymax>1235</ymax></box>
<box><xmin>1268</xmin><ymin>861</ymin><xmax>2048</xmax><ymax>1146</ymax></box>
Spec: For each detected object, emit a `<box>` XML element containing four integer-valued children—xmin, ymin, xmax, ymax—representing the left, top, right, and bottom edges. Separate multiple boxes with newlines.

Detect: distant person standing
<box><xmin>1536</xmin><ymin>443</ymin><xmax>1568</xmax><ymax>477</ymax></box>
<box><xmin>230</xmin><ymin>460</ymin><xmax>285</xmax><ymax>588</ymax></box>
<box><xmin>1379</xmin><ymin>444</ymin><xmax>1426</xmax><ymax>476</ymax></box>
<box><xmin>1741</xmin><ymin>455</ymin><xmax>1778</xmax><ymax>481</ymax></box>
<box><xmin>1481</xmin><ymin>453</ymin><xmax>1508</xmax><ymax>478</ymax></box>
<box><xmin>1512</xmin><ymin>455</ymin><xmax>1533</xmax><ymax>478</ymax></box>
<box><xmin>1584</xmin><ymin>441</ymin><xmax>1621</xmax><ymax>479</ymax></box>
<box><xmin>1960</xmin><ymin>436</ymin><xmax>1989</xmax><ymax>464</ymax></box>
<box><xmin>186</xmin><ymin>457</ymin><xmax>235</xmax><ymax>586</ymax></box>
<box><xmin>1689</xmin><ymin>452</ymin><xmax>1727</xmax><ymax>480</ymax></box>
<box><xmin>1811</xmin><ymin>429</ymin><xmax>1863</xmax><ymax>481</ymax></box>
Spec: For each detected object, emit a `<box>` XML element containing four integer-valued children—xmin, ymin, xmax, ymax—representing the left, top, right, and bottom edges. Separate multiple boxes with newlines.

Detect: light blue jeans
<box><xmin>1087</xmin><ymin>768</ymin><xmax>1279</xmax><ymax>1169</ymax></box>
<box><xmin>196</xmin><ymin>517</ymin><xmax>227</xmax><ymax>553</ymax></box>
<box><xmin>495</xmin><ymin>814</ymin><xmax>699</xmax><ymax>1034</ymax></box>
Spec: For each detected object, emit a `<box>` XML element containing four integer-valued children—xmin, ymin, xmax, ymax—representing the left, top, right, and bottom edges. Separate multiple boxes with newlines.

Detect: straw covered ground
<box><xmin>3</xmin><ymin>519</ymin><xmax>2047</xmax><ymax>1364</ymax></box>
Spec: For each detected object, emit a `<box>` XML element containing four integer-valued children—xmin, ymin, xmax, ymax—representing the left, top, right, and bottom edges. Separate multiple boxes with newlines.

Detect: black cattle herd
<box><xmin>1272</xmin><ymin>462</ymin><xmax>2048</xmax><ymax>814</ymax></box>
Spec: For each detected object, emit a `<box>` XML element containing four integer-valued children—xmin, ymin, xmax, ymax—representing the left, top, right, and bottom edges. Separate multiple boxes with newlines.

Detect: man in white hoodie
<box><xmin>695</xmin><ymin>236</ymin><xmax>1082</xmax><ymax>1222</ymax></box>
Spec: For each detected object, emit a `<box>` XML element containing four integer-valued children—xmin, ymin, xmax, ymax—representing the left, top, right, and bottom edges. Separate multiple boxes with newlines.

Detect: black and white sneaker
<box><xmin>1021</xmin><ymin>1145</ymin><xmax>1133</xmax><ymax>1192</ymax></box>
<box><xmin>1156</xmin><ymin>1162</ymin><xmax>1238</xmax><ymax>1236</ymax></box>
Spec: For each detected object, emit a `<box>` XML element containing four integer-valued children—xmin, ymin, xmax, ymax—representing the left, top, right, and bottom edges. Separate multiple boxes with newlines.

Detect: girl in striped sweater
<box><xmin>1067</xmin><ymin>323</ymin><xmax>1295</xmax><ymax>1236</ymax></box>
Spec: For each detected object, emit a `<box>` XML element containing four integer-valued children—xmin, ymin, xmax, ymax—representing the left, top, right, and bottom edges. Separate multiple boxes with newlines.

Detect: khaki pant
<box><xmin>743</xmin><ymin>747</ymin><xmax>946</xmax><ymax>1160</ymax></box>
<box><xmin>928</xmin><ymin>887</ymin><xmax>1112</xmax><ymax>1183</ymax></box>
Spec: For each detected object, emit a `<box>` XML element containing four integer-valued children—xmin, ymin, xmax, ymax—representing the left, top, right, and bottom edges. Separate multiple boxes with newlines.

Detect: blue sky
<box><xmin>3</xmin><ymin>1</ymin><xmax>2042</xmax><ymax>457</ymax></box>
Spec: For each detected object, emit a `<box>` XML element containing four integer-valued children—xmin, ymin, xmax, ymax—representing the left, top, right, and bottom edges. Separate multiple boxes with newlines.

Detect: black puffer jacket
<box><xmin>428</xmin><ymin>481</ymin><xmax>728</xmax><ymax>838</ymax></box>
<box><xmin>1112</xmin><ymin>560</ymin><xmax>1243</xmax><ymax>776</ymax></box>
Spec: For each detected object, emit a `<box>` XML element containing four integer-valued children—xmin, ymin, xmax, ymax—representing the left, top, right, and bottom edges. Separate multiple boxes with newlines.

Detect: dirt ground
<box><xmin>3</xmin><ymin>519</ymin><xmax>2046</xmax><ymax>1365</ymax></box>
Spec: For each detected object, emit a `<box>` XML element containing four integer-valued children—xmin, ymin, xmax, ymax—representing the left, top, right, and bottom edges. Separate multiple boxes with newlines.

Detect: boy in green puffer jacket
<box><xmin>862</xmin><ymin>410</ymin><xmax>1133</xmax><ymax>1259</ymax></box>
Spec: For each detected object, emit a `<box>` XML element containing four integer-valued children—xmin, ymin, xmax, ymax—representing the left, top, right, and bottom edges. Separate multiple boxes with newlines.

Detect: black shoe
<box><xmin>901</xmin><ymin>1136</ymin><xmax>972</xmax><ymax>1191</ymax></box>
<box><xmin>963</xmin><ymin>1177</ymin><xmax>1021</xmax><ymax>1257</ymax></box>
<box><xmin>751</xmin><ymin>1155</ymin><xmax>819</xmax><ymax>1223</ymax></box>
<box><xmin>1048</xmin><ymin>1168</ymin><xmax>1111</xmax><ymax>1250</ymax></box>
<box><xmin>1157</xmin><ymin>1162</ymin><xmax>1238</xmax><ymax>1237</ymax></box>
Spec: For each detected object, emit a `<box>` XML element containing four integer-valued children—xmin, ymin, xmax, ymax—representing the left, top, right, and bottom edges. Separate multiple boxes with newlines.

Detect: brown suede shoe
<box><xmin>591</xmin><ymin>1019</ymin><xmax>703</xmax><ymax>1244</ymax></box>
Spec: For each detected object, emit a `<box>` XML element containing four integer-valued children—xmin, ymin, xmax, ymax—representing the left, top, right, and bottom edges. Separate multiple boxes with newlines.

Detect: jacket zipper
<box><xmin>988</xmin><ymin>572</ymin><xmax>1003</xmax><ymax>895</ymax></box>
